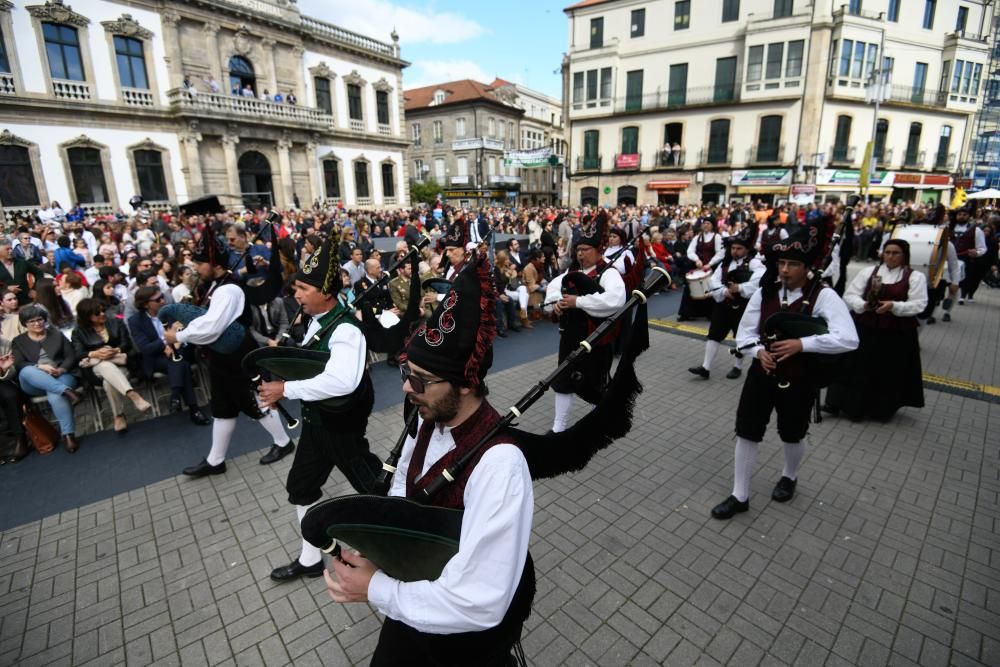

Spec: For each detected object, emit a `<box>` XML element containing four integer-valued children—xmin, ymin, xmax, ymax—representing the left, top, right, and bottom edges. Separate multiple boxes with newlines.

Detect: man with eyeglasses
<box><xmin>12</xmin><ymin>229</ymin><xmax>43</xmax><ymax>266</ymax></box>
<box><xmin>256</xmin><ymin>237</ymin><xmax>381</xmax><ymax>583</ymax></box>
<box><xmin>320</xmin><ymin>253</ymin><xmax>536</xmax><ymax>666</ymax></box>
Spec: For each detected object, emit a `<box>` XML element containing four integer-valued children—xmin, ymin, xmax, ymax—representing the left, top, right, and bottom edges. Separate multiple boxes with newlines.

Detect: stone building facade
<box><xmin>563</xmin><ymin>0</ymin><xmax>993</xmax><ymax>207</ymax></box>
<box><xmin>0</xmin><ymin>0</ymin><xmax>410</xmax><ymax>223</ymax></box>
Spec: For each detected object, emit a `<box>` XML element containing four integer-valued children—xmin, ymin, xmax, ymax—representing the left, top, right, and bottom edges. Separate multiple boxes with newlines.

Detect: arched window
<box><xmin>68</xmin><ymin>147</ymin><xmax>109</xmax><ymax>203</ymax></box>
<box><xmin>581</xmin><ymin>186</ymin><xmax>598</xmax><ymax>206</ymax></box>
<box><xmin>237</xmin><ymin>151</ymin><xmax>272</xmax><ymax>208</ymax></box>
<box><xmin>354</xmin><ymin>161</ymin><xmax>370</xmax><ymax>199</ymax></box>
<box><xmin>833</xmin><ymin>115</ymin><xmax>852</xmax><ymax>161</ymax></box>
<box><xmin>617</xmin><ymin>185</ymin><xmax>637</xmax><ymax>206</ymax></box>
<box><xmin>0</xmin><ymin>145</ymin><xmax>40</xmax><ymax>206</ymax></box>
<box><xmin>228</xmin><ymin>56</ymin><xmax>255</xmax><ymax>95</ymax></box>
<box><xmin>702</xmin><ymin>183</ymin><xmax>726</xmax><ymax>205</ymax></box>
<box><xmin>134</xmin><ymin>149</ymin><xmax>168</xmax><ymax>201</ymax></box>
<box><xmin>323</xmin><ymin>159</ymin><xmax>341</xmax><ymax>199</ymax></box>
<box><xmin>381</xmin><ymin>162</ymin><xmax>395</xmax><ymax>198</ymax></box>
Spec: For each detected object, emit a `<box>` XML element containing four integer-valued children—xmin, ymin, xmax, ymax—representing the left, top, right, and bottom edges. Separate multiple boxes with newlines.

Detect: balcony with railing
<box><xmin>53</xmin><ymin>79</ymin><xmax>91</xmax><ymax>101</ymax></box>
<box><xmin>0</xmin><ymin>73</ymin><xmax>15</xmax><ymax>96</ymax></box>
<box><xmin>378</xmin><ymin>123</ymin><xmax>392</xmax><ymax>136</ymax></box>
<box><xmin>945</xmin><ymin>29</ymin><xmax>989</xmax><ymax>45</ymax></box>
<box><xmin>902</xmin><ymin>149</ymin><xmax>927</xmax><ymax>169</ymax></box>
<box><xmin>576</xmin><ymin>155</ymin><xmax>602</xmax><ymax>172</ymax></box>
<box><xmin>655</xmin><ymin>150</ymin><xmax>685</xmax><ymax>169</ymax></box>
<box><xmin>830</xmin><ymin>145</ymin><xmax>857</xmax><ymax>165</ymax></box>
<box><xmin>831</xmin><ymin>5</ymin><xmax>884</xmax><ymax>21</ymax></box>
<box><xmin>355</xmin><ymin>197</ymin><xmax>373</xmax><ymax>207</ymax></box>
<box><xmin>349</xmin><ymin>118</ymin><xmax>365</xmax><ymax>132</ymax></box>
<box><xmin>933</xmin><ymin>152</ymin><xmax>957</xmax><ymax>171</ymax></box>
<box><xmin>122</xmin><ymin>87</ymin><xmax>155</xmax><ymax>107</ymax></box>
<box><xmin>698</xmin><ymin>147</ymin><xmax>733</xmax><ymax>167</ymax></box>
<box><xmin>167</xmin><ymin>89</ymin><xmax>335</xmax><ymax>130</ymax></box>
<box><xmin>874</xmin><ymin>148</ymin><xmax>894</xmax><ymax>168</ymax></box>
<box><xmin>888</xmin><ymin>85</ymin><xmax>949</xmax><ymax>107</ymax></box>
<box><xmin>614</xmin><ymin>153</ymin><xmax>641</xmax><ymax>171</ymax></box>
<box><xmin>747</xmin><ymin>144</ymin><xmax>786</xmax><ymax>165</ymax></box>
<box><xmin>582</xmin><ymin>85</ymin><xmax>742</xmax><ymax>116</ymax></box>
<box><xmin>300</xmin><ymin>15</ymin><xmax>396</xmax><ymax>57</ymax></box>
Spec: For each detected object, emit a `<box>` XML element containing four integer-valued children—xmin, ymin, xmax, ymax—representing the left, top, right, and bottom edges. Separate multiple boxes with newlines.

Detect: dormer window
<box><xmin>432</xmin><ymin>89</ymin><xmax>446</xmax><ymax>105</ymax></box>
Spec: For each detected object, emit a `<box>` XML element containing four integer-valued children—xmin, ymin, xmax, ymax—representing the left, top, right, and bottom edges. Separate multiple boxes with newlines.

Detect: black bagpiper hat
<box><xmin>295</xmin><ymin>236</ymin><xmax>339</xmax><ymax>294</ymax></box>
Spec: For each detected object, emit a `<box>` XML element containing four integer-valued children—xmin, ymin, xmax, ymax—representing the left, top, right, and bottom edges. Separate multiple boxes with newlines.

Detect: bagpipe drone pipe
<box><xmin>298</xmin><ymin>266</ymin><xmax>671</xmax><ymax>582</ymax></box>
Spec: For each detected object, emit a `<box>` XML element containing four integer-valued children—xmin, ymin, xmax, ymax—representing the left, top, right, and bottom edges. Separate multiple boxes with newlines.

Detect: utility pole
<box><xmin>864</xmin><ymin>12</ymin><xmax>889</xmax><ymax>204</ymax></box>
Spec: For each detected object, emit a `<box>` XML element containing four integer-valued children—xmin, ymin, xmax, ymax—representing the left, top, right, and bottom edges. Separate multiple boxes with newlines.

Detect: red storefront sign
<box><xmin>894</xmin><ymin>173</ymin><xmax>921</xmax><ymax>185</ymax></box>
<box><xmin>923</xmin><ymin>174</ymin><xmax>951</xmax><ymax>186</ymax></box>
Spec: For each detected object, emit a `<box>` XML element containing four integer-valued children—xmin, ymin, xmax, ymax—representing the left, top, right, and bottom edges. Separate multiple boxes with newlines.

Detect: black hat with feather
<box><xmin>191</xmin><ymin>229</ymin><xmax>228</xmax><ymax>266</ymax></box>
<box><xmin>295</xmin><ymin>236</ymin><xmax>339</xmax><ymax>294</ymax></box>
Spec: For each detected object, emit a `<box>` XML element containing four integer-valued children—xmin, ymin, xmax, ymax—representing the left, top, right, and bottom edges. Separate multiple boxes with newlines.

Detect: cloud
<box><xmin>297</xmin><ymin>0</ymin><xmax>485</xmax><ymax>45</ymax></box>
<box><xmin>404</xmin><ymin>60</ymin><xmax>492</xmax><ymax>88</ymax></box>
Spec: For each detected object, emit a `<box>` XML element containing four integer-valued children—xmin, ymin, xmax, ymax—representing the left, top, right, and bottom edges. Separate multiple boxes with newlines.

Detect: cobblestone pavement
<box><xmin>1</xmin><ymin>302</ymin><xmax>997</xmax><ymax>665</ymax></box>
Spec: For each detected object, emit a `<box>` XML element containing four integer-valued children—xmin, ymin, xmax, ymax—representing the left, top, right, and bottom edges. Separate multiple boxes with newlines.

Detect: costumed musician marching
<box><xmin>688</xmin><ymin>226</ymin><xmax>765</xmax><ymax>380</ymax></box>
<box><xmin>164</xmin><ymin>231</ymin><xmax>293</xmax><ymax>477</ymax></box>
<box><xmin>677</xmin><ymin>216</ymin><xmax>724</xmax><ymax>321</ymax></box>
<box><xmin>711</xmin><ymin>220</ymin><xmax>859</xmax><ymax>520</ymax></box>
<box><xmin>255</xmin><ymin>237</ymin><xmax>383</xmax><ymax>582</ymax></box>
<box><xmin>950</xmin><ymin>201</ymin><xmax>988</xmax><ymax>304</ymax></box>
<box><xmin>323</xmin><ymin>253</ymin><xmax>536</xmax><ymax>667</ymax></box>
<box><xmin>544</xmin><ymin>210</ymin><xmax>626</xmax><ymax>434</ymax></box>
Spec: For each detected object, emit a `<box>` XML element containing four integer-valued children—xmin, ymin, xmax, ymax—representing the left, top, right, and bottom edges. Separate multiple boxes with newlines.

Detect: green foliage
<box><xmin>410</xmin><ymin>179</ymin><xmax>442</xmax><ymax>205</ymax></box>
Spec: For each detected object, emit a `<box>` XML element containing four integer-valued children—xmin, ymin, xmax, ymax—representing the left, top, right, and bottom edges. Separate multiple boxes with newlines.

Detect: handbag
<box><xmin>22</xmin><ymin>405</ymin><xmax>58</xmax><ymax>454</ymax></box>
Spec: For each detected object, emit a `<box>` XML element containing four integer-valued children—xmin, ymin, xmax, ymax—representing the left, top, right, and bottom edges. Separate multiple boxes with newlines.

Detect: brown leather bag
<box><xmin>22</xmin><ymin>405</ymin><xmax>58</xmax><ymax>454</ymax></box>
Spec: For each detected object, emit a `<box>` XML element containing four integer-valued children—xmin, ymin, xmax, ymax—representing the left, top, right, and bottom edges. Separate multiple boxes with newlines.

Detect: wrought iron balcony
<box><xmin>933</xmin><ymin>152</ymin><xmax>957</xmax><ymax>171</ymax></box>
<box><xmin>874</xmin><ymin>148</ymin><xmax>894</xmax><ymax>168</ymax></box>
<box><xmin>576</xmin><ymin>155</ymin><xmax>602</xmax><ymax>172</ymax></box>
<box><xmin>574</xmin><ymin>84</ymin><xmax>741</xmax><ymax>115</ymax></box>
<box><xmin>655</xmin><ymin>149</ymin><xmax>685</xmax><ymax>169</ymax></box>
<box><xmin>902</xmin><ymin>150</ymin><xmax>927</xmax><ymax>169</ymax></box>
<box><xmin>886</xmin><ymin>85</ymin><xmax>949</xmax><ymax>107</ymax></box>
<box><xmin>830</xmin><ymin>145</ymin><xmax>857</xmax><ymax>165</ymax></box>
<box><xmin>747</xmin><ymin>144</ymin><xmax>786</xmax><ymax>165</ymax></box>
<box><xmin>698</xmin><ymin>147</ymin><xmax>733</xmax><ymax>167</ymax></box>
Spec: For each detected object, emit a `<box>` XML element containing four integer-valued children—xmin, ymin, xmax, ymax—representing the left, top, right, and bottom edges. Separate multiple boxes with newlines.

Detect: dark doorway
<box><xmin>238</xmin><ymin>151</ymin><xmax>273</xmax><ymax>209</ymax></box>
<box><xmin>702</xmin><ymin>183</ymin><xmax>726</xmax><ymax>205</ymax></box>
<box><xmin>617</xmin><ymin>185</ymin><xmax>638</xmax><ymax>206</ymax></box>
<box><xmin>580</xmin><ymin>186</ymin><xmax>598</xmax><ymax>206</ymax></box>
<box><xmin>657</xmin><ymin>192</ymin><xmax>679</xmax><ymax>205</ymax></box>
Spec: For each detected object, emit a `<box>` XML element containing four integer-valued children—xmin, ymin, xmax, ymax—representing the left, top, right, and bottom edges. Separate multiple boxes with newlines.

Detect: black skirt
<box><xmin>825</xmin><ymin>323</ymin><xmax>924</xmax><ymax>420</ymax></box>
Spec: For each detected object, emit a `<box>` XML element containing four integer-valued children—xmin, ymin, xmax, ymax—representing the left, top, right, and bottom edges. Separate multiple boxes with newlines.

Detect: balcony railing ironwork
<box><xmin>747</xmin><ymin>144</ymin><xmax>786</xmax><ymax>165</ymax></box>
<box><xmin>902</xmin><ymin>150</ymin><xmax>927</xmax><ymax>169</ymax></box>
<box><xmin>698</xmin><ymin>147</ymin><xmax>733</xmax><ymax>166</ymax></box>
<box><xmin>655</xmin><ymin>150</ymin><xmax>685</xmax><ymax>169</ymax></box>
<box><xmin>576</xmin><ymin>155</ymin><xmax>602</xmax><ymax>171</ymax></box>
<box><xmin>830</xmin><ymin>145</ymin><xmax>857</xmax><ymax>164</ymax></box>
<box><xmin>933</xmin><ymin>152</ymin><xmax>957</xmax><ymax>171</ymax></box>
<box><xmin>574</xmin><ymin>83</ymin><xmax>741</xmax><ymax>114</ymax></box>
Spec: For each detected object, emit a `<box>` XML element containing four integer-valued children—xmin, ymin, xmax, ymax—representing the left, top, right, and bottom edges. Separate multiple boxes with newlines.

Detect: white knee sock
<box><xmin>731</xmin><ymin>436</ymin><xmax>759</xmax><ymax>502</ymax></box>
<box><xmin>702</xmin><ymin>340</ymin><xmax>719</xmax><ymax>370</ymax></box>
<box><xmin>782</xmin><ymin>440</ymin><xmax>806</xmax><ymax>480</ymax></box>
<box><xmin>296</xmin><ymin>504</ymin><xmax>322</xmax><ymax>567</ymax></box>
<box><xmin>732</xmin><ymin>352</ymin><xmax>745</xmax><ymax>370</ymax></box>
<box><xmin>257</xmin><ymin>409</ymin><xmax>291</xmax><ymax>446</ymax></box>
<box><xmin>552</xmin><ymin>392</ymin><xmax>574</xmax><ymax>433</ymax></box>
<box><xmin>207</xmin><ymin>417</ymin><xmax>237</xmax><ymax>466</ymax></box>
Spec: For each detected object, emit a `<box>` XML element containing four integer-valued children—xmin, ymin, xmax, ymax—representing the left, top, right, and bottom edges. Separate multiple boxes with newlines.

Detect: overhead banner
<box><xmin>730</xmin><ymin>169</ymin><xmax>793</xmax><ymax>186</ymax></box>
<box><xmin>503</xmin><ymin>147</ymin><xmax>552</xmax><ymax>168</ymax></box>
<box><xmin>815</xmin><ymin>169</ymin><xmax>893</xmax><ymax>187</ymax></box>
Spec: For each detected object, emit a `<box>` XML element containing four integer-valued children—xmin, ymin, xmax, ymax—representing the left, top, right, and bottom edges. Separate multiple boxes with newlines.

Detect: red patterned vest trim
<box><xmin>856</xmin><ymin>267</ymin><xmax>917</xmax><ymax>331</ymax></box>
<box><xmin>757</xmin><ymin>285</ymin><xmax>819</xmax><ymax>382</ymax></box>
<box><xmin>696</xmin><ymin>234</ymin><xmax>716</xmax><ymax>265</ymax></box>
<box><xmin>405</xmin><ymin>401</ymin><xmax>511</xmax><ymax>509</ymax></box>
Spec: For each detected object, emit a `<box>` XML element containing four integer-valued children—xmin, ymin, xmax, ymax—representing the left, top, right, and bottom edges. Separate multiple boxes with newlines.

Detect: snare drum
<box><xmin>891</xmin><ymin>224</ymin><xmax>946</xmax><ymax>286</ymax></box>
<box><xmin>686</xmin><ymin>269</ymin><xmax>714</xmax><ymax>299</ymax></box>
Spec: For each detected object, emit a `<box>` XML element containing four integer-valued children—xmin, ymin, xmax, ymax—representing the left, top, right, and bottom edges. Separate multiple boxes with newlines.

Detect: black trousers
<box><xmin>735</xmin><ymin>362</ymin><xmax>816</xmax><ymax>443</ymax></box>
<box><xmin>707</xmin><ymin>300</ymin><xmax>746</xmax><ymax>342</ymax></box>
<box><xmin>960</xmin><ymin>258</ymin><xmax>987</xmax><ymax>298</ymax></box>
<box><xmin>148</xmin><ymin>355</ymin><xmax>197</xmax><ymax>406</ymax></box>
<box><xmin>0</xmin><ymin>380</ymin><xmax>24</xmax><ymax>435</ymax></box>
<box><xmin>206</xmin><ymin>335</ymin><xmax>263</xmax><ymax>420</ymax></box>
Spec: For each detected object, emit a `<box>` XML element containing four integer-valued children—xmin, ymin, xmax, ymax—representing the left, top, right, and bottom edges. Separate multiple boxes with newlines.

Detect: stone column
<box><xmin>220</xmin><ymin>128</ymin><xmax>241</xmax><ymax>200</ymax></box>
<box><xmin>180</xmin><ymin>121</ymin><xmax>204</xmax><ymax>198</ymax></box>
<box><xmin>291</xmin><ymin>46</ymin><xmax>306</xmax><ymax>99</ymax></box>
<box><xmin>305</xmin><ymin>136</ymin><xmax>323</xmax><ymax>206</ymax></box>
<box><xmin>276</xmin><ymin>132</ymin><xmax>294</xmax><ymax>208</ymax></box>
<box><xmin>203</xmin><ymin>22</ymin><xmax>223</xmax><ymax>89</ymax></box>
<box><xmin>161</xmin><ymin>11</ymin><xmax>183</xmax><ymax>91</ymax></box>
<box><xmin>261</xmin><ymin>38</ymin><xmax>277</xmax><ymax>97</ymax></box>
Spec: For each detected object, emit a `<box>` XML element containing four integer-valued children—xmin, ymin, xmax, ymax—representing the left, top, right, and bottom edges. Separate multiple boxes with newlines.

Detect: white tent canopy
<box><xmin>965</xmin><ymin>188</ymin><xmax>1000</xmax><ymax>199</ymax></box>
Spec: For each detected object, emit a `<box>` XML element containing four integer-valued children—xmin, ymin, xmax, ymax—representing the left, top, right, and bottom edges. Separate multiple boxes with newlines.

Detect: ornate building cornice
<box><xmin>373</xmin><ymin>77</ymin><xmax>393</xmax><ymax>93</ymax></box>
<box><xmin>343</xmin><ymin>70</ymin><xmax>366</xmax><ymax>87</ymax></box>
<box><xmin>0</xmin><ymin>129</ymin><xmax>32</xmax><ymax>146</ymax></box>
<box><xmin>60</xmin><ymin>134</ymin><xmax>106</xmax><ymax>150</ymax></box>
<box><xmin>26</xmin><ymin>0</ymin><xmax>89</xmax><ymax>27</ymax></box>
<box><xmin>101</xmin><ymin>14</ymin><xmax>153</xmax><ymax>40</ymax></box>
<box><xmin>308</xmin><ymin>62</ymin><xmax>336</xmax><ymax>79</ymax></box>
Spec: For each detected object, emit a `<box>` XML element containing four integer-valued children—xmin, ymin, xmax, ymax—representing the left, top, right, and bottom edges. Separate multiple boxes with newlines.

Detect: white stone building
<box><xmin>563</xmin><ymin>0</ymin><xmax>993</xmax><ymax>207</ymax></box>
<box><xmin>0</xmin><ymin>0</ymin><xmax>410</xmax><ymax>223</ymax></box>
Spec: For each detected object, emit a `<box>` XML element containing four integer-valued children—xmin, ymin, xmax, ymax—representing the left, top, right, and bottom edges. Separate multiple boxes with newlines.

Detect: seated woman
<box><xmin>11</xmin><ymin>304</ymin><xmax>82</xmax><ymax>452</ymax></box>
<box><xmin>0</xmin><ymin>335</ymin><xmax>29</xmax><ymax>463</ymax></box>
<box><xmin>33</xmin><ymin>279</ymin><xmax>75</xmax><ymax>337</ymax></box>
<box><xmin>1</xmin><ymin>289</ymin><xmax>25</xmax><ymax>341</ymax></box>
<box><xmin>127</xmin><ymin>286</ymin><xmax>209</xmax><ymax>425</ymax></box>
<box><xmin>90</xmin><ymin>279</ymin><xmax>123</xmax><ymax>320</ymax></box>
<box><xmin>496</xmin><ymin>249</ymin><xmax>533</xmax><ymax>330</ymax></box>
<box><xmin>72</xmin><ymin>298</ymin><xmax>152</xmax><ymax>433</ymax></box>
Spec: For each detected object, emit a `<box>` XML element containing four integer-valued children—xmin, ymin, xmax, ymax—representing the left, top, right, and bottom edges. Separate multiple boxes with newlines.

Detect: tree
<box><xmin>410</xmin><ymin>179</ymin><xmax>442</xmax><ymax>205</ymax></box>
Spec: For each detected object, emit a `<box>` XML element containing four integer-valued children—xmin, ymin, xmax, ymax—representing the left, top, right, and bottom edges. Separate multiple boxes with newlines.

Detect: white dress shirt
<box><xmin>282</xmin><ymin>311</ymin><xmax>366</xmax><ymax>402</ymax></box>
<box><xmin>603</xmin><ymin>244</ymin><xmax>634</xmax><ymax>275</ymax></box>
<box><xmin>843</xmin><ymin>264</ymin><xmax>928</xmax><ymax>317</ymax></box>
<box><xmin>545</xmin><ymin>265</ymin><xmax>626</xmax><ymax>317</ymax></box>
<box><xmin>175</xmin><ymin>283</ymin><xmax>243</xmax><ymax>346</ymax></box>
<box><xmin>952</xmin><ymin>223</ymin><xmax>988</xmax><ymax>257</ymax></box>
<box><xmin>736</xmin><ymin>285</ymin><xmax>859</xmax><ymax>361</ymax></box>
<box><xmin>710</xmin><ymin>257</ymin><xmax>765</xmax><ymax>303</ymax></box>
<box><xmin>367</xmin><ymin>417</ymin><xmax>533</xmax><ymax>634</ymax></box>
<box><xmin>686</xmin><ymin>232</ymin><xmax>724</xmax><ymax>267</ymax></box>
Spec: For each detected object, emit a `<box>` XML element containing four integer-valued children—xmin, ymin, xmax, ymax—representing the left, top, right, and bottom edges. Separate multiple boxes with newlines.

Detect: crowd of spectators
<box><xmin>1</xmin><ymin>195</ymin><xmax>997</xmax><ymax>464</ymax></box>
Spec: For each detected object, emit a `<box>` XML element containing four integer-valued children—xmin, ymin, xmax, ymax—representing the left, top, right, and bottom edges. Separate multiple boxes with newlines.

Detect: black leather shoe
<box><xmin>926</xmin><ymin>316</ymin><xmax>936</xmax><ymax>324</ymax></box>
<box><xmin>772</xmin><ymin>476</ymin><xmax>797</xmax><ymax>503</ymax></box>
<box><xmin>497</xmin><ymin>330</ymin><xmax>507</xmax><ymax>338</ymax></box>
<box><xmin>688</xmin><ymin>366</ymin><xmax>710</xmax><ymax>379</ymax></box>
<box><xmin>169</xmin><ymin>398</ymin><xmax>182</xmax><ymax>413</ymax></box>
<box><xmin>189</xmin><ymin>407</ymin><xmax>210</xmax><ymax>426</ymax></box>
<box><xmin>711</xmin><ymin>495</ymin><xmax>749</xmax><ymax>520</ymax></box>
<box><xmin>259</xmin><ymin>441</ymin><xmax>296</xmax><ymax>465</ymax></box>
<box><xmin>942</xmin><ymin>313</ymin><xmax>951</xmax><ymax>322</ymax></box>
<box><xmin>270</xmin><ymin>559</ymin><xmax>325</xmax><ymax>582</ymax></box>
<box><xmin>726</xmin><ymin>368</ymin><xmax>742</xmax><ymax>380</ymax></box>
<box><xmin>182</xmin><ymin>458</ymin><xmax>226</xmax><ymax>477</ymax></box>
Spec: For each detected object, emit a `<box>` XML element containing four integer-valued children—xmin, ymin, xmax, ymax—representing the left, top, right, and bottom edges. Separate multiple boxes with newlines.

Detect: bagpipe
<box><xmin>157</xmin><ymin>302</ymin><xmax>247</xmax><ymax>355</ymax></box>
<box><xmin>734</xmin><ymin>306</ymin><xmax>841</xmax><ymax>390</ymax></box>
<box><xmin>299</xmin><ymin>266</ymin><xmax>671</xmax><ymax>582</ymax></box>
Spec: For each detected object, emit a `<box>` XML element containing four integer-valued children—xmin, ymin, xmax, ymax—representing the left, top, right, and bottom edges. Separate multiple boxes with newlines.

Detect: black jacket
<box><xmin>71</xmin><ymin>317</ymin><xmax>134</xmax><ymax>384</ymax></box>
<box><xmin>12</xmin><ymin>330</ymin><xmax>79</xmax><ymax>377</ymax></box>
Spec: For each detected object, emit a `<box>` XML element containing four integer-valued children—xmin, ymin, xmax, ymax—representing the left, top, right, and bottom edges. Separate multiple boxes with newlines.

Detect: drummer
<box><xmin>323</xmin><ymin>253</ymin><xmax>537</xmax><ymax>666</ymax></box>
<box><xmin>257</xmin><ymin>237</ymin><xmax>382</xmax><ymax>583</ymax></box>
<box><xmin>678</xmin><ymin>217</ymin><xmax>723</xmax><ymax>321</ymax></box>
<box><xmin>688</xmin><ymin>228</ymin><xmax>764</xmax><ymax>380</ymax></box>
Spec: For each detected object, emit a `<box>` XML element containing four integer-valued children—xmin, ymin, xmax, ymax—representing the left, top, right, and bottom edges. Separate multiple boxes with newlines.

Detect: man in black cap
<box><xmin>544</xmin><ymin>210</ymin><xmax>626</xmax><ymax>433</ymax></box>
<box><xmin>688</xmin><ymin>228</ymin><xmax>764</xmax><ymax>380</ymax></box>
<box><xmin>257</xmin><ymin>238</ymin><xmax>382</xmax><ymax>582</ymax></box>
<box><xmin>323</xmin><ymin>253</ymin><xmax>535</xmax><ymax>666</ymax></box>
<box><xmin>711</xmin><ymin>221</ymin><xmax>857</xmax><ymax>520</ymax></box>
<box><xmin>164</xmin><ymin>231</ymin><xmax>293</xmax><ymax>477</ymax></box>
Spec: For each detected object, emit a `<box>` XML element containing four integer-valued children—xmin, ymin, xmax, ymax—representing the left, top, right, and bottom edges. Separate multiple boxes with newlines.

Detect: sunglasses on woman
<box><xmin>399</xmin><ymin>363</ymin><xmax>446</xmax><ymax>394</ymax></box>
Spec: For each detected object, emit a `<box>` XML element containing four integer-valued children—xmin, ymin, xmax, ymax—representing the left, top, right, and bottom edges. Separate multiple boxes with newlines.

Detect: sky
<box><xmin>297</xmin><ymin>0</ymin><xmax>568</xmax><ymax>98</ymax></box>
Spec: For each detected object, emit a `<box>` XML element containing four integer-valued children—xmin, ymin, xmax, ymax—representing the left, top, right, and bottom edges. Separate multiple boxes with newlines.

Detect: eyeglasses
<box><xmin>25</xmin><ymin>317</ymin><xmax>45</xmax><ymax>325</ymax></box>
<box><xmin>152</xmin><ymin>295</ymin><xmax>165</xmax><ymax>302</ymax></box>
<box><xmin>399</xmin><ymin>363</ymin><xmax>446</xmax><ymax>394</ymax></box>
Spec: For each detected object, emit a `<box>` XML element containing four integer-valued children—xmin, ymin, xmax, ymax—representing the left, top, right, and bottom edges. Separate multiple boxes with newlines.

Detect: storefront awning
<box><xmin>737</xmin><ymin>186</ymin><xmax>789</xmax><ymax>194</ymax></box>
<box><xmin>647</xmin><ymin>179</ymin><xmax>690</xmax><ymax>190</ymax></box>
